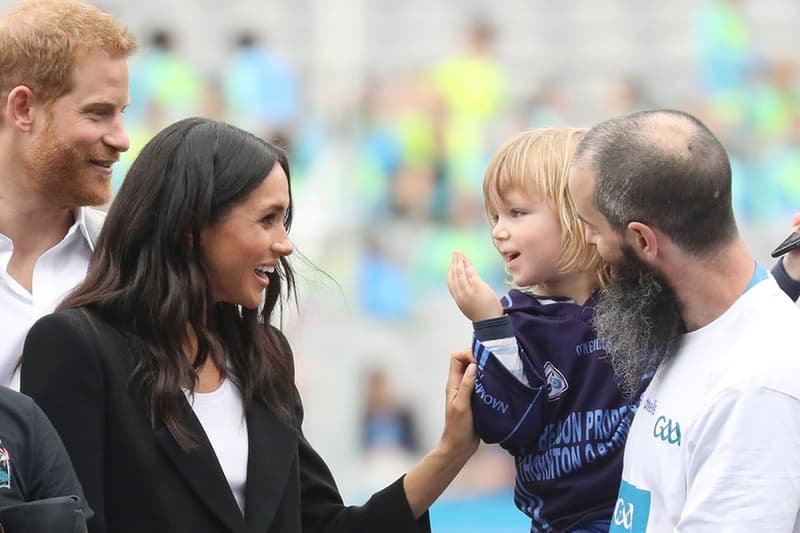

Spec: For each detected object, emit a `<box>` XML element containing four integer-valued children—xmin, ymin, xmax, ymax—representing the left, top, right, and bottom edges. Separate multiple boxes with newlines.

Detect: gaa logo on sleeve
<box><xmin>609</xmin><ymin>480</ymin><xmax>650</xmax><ymax>532</ymax></box>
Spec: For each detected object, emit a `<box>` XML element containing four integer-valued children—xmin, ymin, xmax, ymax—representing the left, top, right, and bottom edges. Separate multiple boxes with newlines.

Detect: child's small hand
<box><xmin>447</xmin><ymin>252</ymin><xmax>503</xmax><ymax>322</ymax></box>
<box><xmin>785</xmin><ymin>213</ymin><xmax>800</xmax><ymax>281</ymax></box>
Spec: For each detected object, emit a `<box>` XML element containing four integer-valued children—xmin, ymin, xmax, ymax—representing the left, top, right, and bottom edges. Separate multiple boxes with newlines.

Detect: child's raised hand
<box><xmin>447</xmin><ymin>252</ymin><xmax>503</xmax><ymax>322</ymax></box>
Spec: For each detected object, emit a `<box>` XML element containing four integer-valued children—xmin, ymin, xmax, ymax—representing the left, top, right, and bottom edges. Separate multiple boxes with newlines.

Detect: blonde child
<box><xmin>448</xmin><ymin>128</ymin><xmax>628</xmax><ymax>533</ymax></box>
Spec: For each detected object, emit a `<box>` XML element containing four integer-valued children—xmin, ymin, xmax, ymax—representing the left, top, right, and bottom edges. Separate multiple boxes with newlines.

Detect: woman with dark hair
<box><xmin>20</xmin><ymin>117</ymin><xmax>478</xmax><ymax>533</ymax></box>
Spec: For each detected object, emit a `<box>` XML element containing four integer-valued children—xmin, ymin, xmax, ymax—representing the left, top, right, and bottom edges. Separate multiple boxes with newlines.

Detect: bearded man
<box><xmin>569</xmin><ymin>109</ymin><xmax>800</xmax><ymax>532</ymax></box>
<box><xmin>0</xmin><ymin>0</ymin><xmax>136</xmax><ymax>390</ymax></box>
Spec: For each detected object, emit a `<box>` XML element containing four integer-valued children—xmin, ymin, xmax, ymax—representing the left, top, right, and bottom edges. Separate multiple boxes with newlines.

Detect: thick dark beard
<box><xmin>593</xmin><ymin>246</ymin><xmax>686</xmax><ymax>398</ymax></box>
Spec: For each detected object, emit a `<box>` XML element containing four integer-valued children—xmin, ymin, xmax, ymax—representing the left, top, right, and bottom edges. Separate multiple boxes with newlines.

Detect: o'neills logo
<box><xmin>473</xmin><ymin>380</ymin><xmax>509</xmax><ymax>414</ymax></box>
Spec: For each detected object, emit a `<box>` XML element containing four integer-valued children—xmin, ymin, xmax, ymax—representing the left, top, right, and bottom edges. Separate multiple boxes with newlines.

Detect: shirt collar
<box><xmin>73</xmin><ymin>207</ymin><xmax>95</xmax><ymax>252</ymax></box>
<box><xmin>0</xmin><ymin>207</ymin><xmax>93</xmax><ymax>251</ymax></box>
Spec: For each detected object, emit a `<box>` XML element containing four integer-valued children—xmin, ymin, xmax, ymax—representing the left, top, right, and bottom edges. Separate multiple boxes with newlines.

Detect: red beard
<box><xmin>24</xmin><ymin>122</ymin><xmax>118</xmax><ymax>208</ymax></box>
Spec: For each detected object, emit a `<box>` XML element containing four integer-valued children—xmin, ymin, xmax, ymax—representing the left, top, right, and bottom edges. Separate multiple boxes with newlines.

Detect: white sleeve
<box><xmin>480</xmin><ymin>336</ymin><xmax>526</xmax><ymax>383</ymax></box>
<box><xmin>678</xmin><ymin>386</ymin><xmax>800</xmax><ymax>532</ymax></box>
<box><xmin>473</xmin><ymin>314</ymin><xmax>527</xmax><ymax>384</ymax></box>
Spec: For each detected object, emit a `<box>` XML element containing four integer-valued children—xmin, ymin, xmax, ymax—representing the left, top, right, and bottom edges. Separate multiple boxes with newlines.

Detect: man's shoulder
<box><xmin>739</xmin><ymin>278</ymin><xmax>800</xmax><ymax>339</ymax></box>
<box><xmin>751</xmin><ymin>276</ymin><xmax>800</xmax><ymax>310</ymax></box>
<box><xmin>0</xmin><ymin>387</ymin><xmax>47</xmax><ymax>446</ymax></box>
<box><xmin>710</xmin><ymin>283</ymin><xmax>800</xmax><ymax>397</ymax></box>
<box><xmin>713</xmin><ymin>278</ymin><xmax>800</xmax><ymax>341</ymax></box>
<box><xmin>0</xmin><ymin>387</ymin><xmax>34</xmax><ymax>416</ymax></box>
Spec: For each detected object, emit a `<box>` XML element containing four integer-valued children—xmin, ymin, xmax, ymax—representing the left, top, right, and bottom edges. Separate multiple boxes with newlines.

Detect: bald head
<box><xmin>572</xmin><ymin>109</ymin><xmax>737</xmax><ymax>255</ymax></box>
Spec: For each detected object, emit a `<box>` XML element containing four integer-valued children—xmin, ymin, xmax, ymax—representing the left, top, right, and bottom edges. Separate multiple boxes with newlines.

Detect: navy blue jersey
<box><xmin>471</xmin><ymin>289</ymin><xmax>635</xmax><ymax>533</ymax></box>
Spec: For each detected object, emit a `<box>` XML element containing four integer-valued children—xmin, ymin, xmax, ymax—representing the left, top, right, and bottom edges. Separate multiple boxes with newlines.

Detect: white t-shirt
<box><xmin>186</xmin><ymin>378</ymin><xmax>249</xmax><ymax>514</ymax></box>
<box><xmin>0</xmin><ymin>208</ymin><xmax>94</xmax><ymax>390</ymax></box>
<box><xmin>610</xmin><ymin>276</ymin><xmax>800</xmax><ymax>533</ymax></box>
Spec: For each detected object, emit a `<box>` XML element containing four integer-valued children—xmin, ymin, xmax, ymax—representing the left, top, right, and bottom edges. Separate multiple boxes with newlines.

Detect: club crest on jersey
<box><xmin>0</xmin><ymin>441</ymin><xmax>10</xmax><ymax>489</ymax></box>
<box><xmin>544</xmin><ymin>362</ymin><xmax>568</xmax><ymax>401</ymax></box>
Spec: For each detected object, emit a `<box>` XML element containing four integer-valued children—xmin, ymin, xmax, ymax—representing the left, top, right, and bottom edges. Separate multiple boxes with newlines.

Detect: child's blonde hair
<box><xmin>483</xmin><ymin>128</ymin><xmax>608</xmax><ymax>287</ymax></box>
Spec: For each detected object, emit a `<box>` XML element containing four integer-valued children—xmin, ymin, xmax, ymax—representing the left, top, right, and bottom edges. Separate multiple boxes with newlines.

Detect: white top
<box><xmin>0</xmin><ymin>208</ymin><xmax>95</xmax><ymax>390</ymax></box>
<box><xmin>610</xmin><ymin>277</ymin><xmax>800</xmax><ymax>533</ymax></box>
<box><xmin>185</xmin><ymin>378</ymin><xmax>249</xmax><ymax>514</ymax></box>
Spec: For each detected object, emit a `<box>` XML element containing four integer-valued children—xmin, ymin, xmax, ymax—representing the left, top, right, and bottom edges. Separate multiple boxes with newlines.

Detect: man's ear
<box><xmin>626</xmin><ymin>221</ymin><xmax>659</xmax><ymax>262</ymax></box>
<box><xmin>6</xmin><ymin>86</ymin><xmax>36</xmax><ymax>132</ymax></box>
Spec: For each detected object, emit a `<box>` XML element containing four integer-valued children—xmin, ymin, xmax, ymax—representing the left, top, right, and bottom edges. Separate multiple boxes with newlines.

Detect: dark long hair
<box><xmin>60</xmin><ymin>118</ymin><xmax>298</xmax><ymax>450</ymax></box>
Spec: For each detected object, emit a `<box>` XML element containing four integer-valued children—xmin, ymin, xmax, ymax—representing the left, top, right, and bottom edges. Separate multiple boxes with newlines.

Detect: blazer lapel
<box><xmin>243</xmin><ymin>404</ymin><xmax>298</xmax><ymax>532</ymax></box>
<box><xmin>154</xmin><ymin>402</ymin><xmax>249</xmax><ymax>533</ymax></box>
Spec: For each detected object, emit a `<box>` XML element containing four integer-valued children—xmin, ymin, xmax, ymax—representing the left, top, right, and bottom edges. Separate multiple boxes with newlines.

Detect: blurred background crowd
<box><xmin>3</xmin><ymin>0</ymin><xmax>798</xmax><ymax>530</ymax></box>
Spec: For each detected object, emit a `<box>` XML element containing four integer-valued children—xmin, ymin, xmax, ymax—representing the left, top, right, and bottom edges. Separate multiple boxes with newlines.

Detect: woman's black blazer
<box><xmin>21</xmin><ymin>309</ymin><xmax>430</xmax><ymax>533</ymax></box>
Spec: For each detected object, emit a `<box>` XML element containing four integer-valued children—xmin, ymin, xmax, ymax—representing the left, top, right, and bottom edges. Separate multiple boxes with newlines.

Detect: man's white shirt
<box><xmin>0</xmin><ymin>208</ymin><xmax>95</xmax><ymax>390</ymax></box>
<box><xmin>611</xmin><ymin>275</ymin><xmax>800</xmax><ymax>533</ymax></box>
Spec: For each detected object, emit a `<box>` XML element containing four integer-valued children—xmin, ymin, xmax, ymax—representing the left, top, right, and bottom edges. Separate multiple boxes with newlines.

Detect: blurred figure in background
<box><xmin>360</xmin><ymin>367</ymin><xmax>421</xmax><ymax>493</ymax></box>
<box><xmin>693</xmin><ymin>0</ymin><xmax>755</xmax><ymax>97</ymax></box>
<box><xmin>115</xmin><ymin>28</ymin><xmax>204</xmax><ymax>195</ymax></box>
<box><xmin>604</xmin><ymin>76</ymin><xmax>651</xmax><ymax>117</ymax></box>
<box><xmin>128</xmin><ymin>28</ymin><xmax>204</xmax><ymax>124</ymax></box>
<box><xmin>523</xmin><ymin>79</ymin><xmax>571</xmax><ymax>129</ymax></box>
<box><xmin>430</xmin><ymin>16</ymin><xmax>508</xmax><ymax>223</ymax></box>
<box><xmin>362</xmin><ymin>366</ymin><xmax>420</xmax><ymax>455</ymax></box>
<box><xmin>223</xmin><ymin>30</ymin><xmax>299</xmax><ymax>147</ymax></box>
